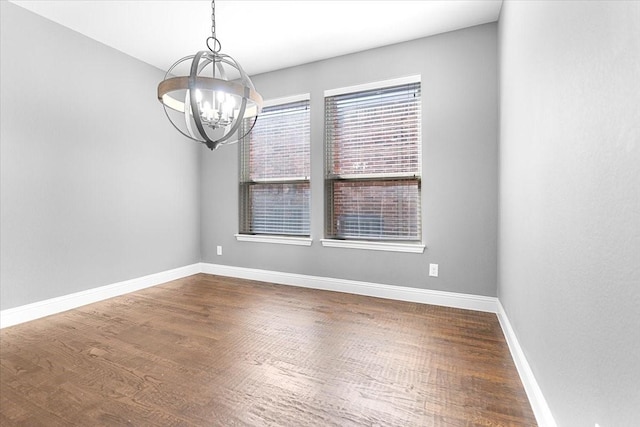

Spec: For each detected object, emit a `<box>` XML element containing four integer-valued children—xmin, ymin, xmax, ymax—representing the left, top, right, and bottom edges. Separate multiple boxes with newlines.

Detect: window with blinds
<box><xmin>325</xmin><ymin>79</ymin><xmax>421</xmax><ymax>241</ymax></box>
<box><xmin>239</xmin><ymin>97</ymin><xmax>310</xmax><ymax>236</ymax></box>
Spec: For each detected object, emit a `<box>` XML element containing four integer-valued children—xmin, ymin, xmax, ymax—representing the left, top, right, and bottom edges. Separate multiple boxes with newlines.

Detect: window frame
<box><xmin>323</xmin><ymin>76</ymin><xmax>424</xmax><ymax>252</ymax></box>
<box><xmin>237</xmin><ymin>93</ymin><xmax>312</xmax><ymax>243</ymax></box>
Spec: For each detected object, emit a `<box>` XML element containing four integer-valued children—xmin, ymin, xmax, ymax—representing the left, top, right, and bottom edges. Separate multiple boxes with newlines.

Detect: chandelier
<box><xmin>157</xmin><ymin>0</ymin><xmax>263</xmax><ymax>150</ymax></box>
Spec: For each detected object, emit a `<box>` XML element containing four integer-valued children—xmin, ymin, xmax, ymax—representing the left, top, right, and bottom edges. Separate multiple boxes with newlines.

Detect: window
<box><xmin>325</xmin><ymin>77</ymin><xmax>421</xmax><ymax>242</ymax></box>
<box><xmin>239</xmin><ymin>95</ymin><xmax>310</xmax><ymax>237</ymax></box>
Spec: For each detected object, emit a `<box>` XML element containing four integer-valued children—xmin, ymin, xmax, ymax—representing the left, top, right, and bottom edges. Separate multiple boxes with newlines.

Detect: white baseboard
<box><xmin>200</xmin><ymin>263</ymin><xmax>498</xmax><ymax>313</ymax></box>
<box><xmin>497</xmin><ymin>301</ymin><xmax>557</xmax><ymax>427</ymax></box>
<box><xmin>1</xmin><ymin>261</ymin><xmax>552</xmax><ymax>426</ymax></box>
<box><xmin>0</xmin><ymin>263</ymin><xmax>201</xmax><ymax>329</ymax></box>
<box><xmin>1</xmin><ymin>262</ymin><xmax>496</xmax><ymax>328</ymax></box>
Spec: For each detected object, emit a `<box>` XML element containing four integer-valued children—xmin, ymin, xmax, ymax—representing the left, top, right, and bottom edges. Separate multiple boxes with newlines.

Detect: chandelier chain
<box><xmin>206</xmin><ymin>0</ymin><xmax>221</xmax><ymax>53</ymax></box>
<box><xmin>211</xmin><ymin>0</ymin><xmax>215</xmax><ymax>41</ymax></box>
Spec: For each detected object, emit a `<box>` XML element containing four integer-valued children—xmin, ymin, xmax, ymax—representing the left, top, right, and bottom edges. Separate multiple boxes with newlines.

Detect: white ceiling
<box><xmin>10</xmin><ymin>0</ymin><xmax>502</xmax><ymax>76</ymax></box>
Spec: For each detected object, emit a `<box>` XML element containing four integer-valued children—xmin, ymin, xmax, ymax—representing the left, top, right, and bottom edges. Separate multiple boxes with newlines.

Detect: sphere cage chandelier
<box><xmin>157</xmin><ymin>0</ymin><xmax>263</xmax><ymax>150</ymax></box>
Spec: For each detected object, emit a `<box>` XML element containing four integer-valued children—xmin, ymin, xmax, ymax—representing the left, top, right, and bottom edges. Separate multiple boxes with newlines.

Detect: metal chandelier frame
<box><xmin>157</xmin><ymin>0</ymin><xmax>263</xmax><ymax>150</ymax></box>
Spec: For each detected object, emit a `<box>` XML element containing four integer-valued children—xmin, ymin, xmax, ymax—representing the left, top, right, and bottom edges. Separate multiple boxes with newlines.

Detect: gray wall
<box><xmin>0</xmin><ymin>2</ymin><xmax>201</xmax><ymax>310</ymax></box>
<box><xmin>499</xmin><ymin>1</ymin><xmax>640</xmax><ymax>425</ymax></box>
<box><xmin>201</xmin><ymin>23</ymin><xmax>499</xmax><ymax>297</ymax></box>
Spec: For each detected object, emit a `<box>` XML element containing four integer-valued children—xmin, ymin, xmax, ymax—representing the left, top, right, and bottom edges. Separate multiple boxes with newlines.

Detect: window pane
<box><xmin>325</xmin><ymin>81</ymin><xmax>421</xmax><ymax>242</ymax></box>
<box><xmin>245</xmin><ymin>101</ymin><xmax>310</xmax><ymax>181</ymax></box>
<box><xmin>239</xmin><ymin>99</ymin><xmax>311</xmax><ymax>237</ymax></box>
<box><xmin>328</xmin><ymin>180</ymin><xmax>420</xmax><ymax>240</ymax></box>
<box><xmin>326</xmin><ymin>83</ymin><xmax>421</xmax><ymax>177</ymax></box>
<box><xmin>246</xmin><ymin>183</ymin><xmax>310</xmax><ymax>236</ymax></box>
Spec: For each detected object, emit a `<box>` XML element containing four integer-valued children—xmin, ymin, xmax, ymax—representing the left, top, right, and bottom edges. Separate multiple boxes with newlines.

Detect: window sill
<box><xmin>235</xmin><ymin>234</ymin><xmax>313</xmax><ymax>246</ymax></box>
<box><xmin>320</xmin><ymin>239</ymin><xmax>425</xmax><ymax>253</ymax></box>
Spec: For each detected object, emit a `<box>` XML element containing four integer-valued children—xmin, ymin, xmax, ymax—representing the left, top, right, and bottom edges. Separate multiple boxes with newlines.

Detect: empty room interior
<box><xmin>1</xmin><ymin>0</ymin><xmax>638</xmax><ymax>426</ymax></box>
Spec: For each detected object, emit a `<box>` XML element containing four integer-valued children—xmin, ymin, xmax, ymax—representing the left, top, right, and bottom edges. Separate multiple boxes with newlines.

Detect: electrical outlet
<box><xmin>216</xmin><ymin>245</ymin><xmax>222</xmax><ymax>256</ymax></box>
<box><xmin>429</xmin><ymin>263</ymin><xmax>439</xmax><ymax>277</ymax></box>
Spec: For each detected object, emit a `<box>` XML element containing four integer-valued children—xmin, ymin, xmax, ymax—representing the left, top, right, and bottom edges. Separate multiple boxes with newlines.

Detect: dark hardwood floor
<box><xmin>1</xmin><ymin>274</ymin><xmax>536</xmax><ymax>426</ymax></box>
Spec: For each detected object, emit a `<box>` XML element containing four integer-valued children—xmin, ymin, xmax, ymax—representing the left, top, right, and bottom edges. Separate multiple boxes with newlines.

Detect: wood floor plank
<box><xmin>1</xmin><ymin>273</ymin><xmax>536</xmax><ymax>426</ymax></box>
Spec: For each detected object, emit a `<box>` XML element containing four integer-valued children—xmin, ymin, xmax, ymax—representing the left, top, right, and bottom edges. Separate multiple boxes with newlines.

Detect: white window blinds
<box><xmin>325</xmin><ymin>80</ymin><xmax>421</xmax><ymax>241</ymax></box>
<box><xmin>239</xmin><ymin>98</ymin><xmax>310</xmax><ymax>236</ymax></box>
